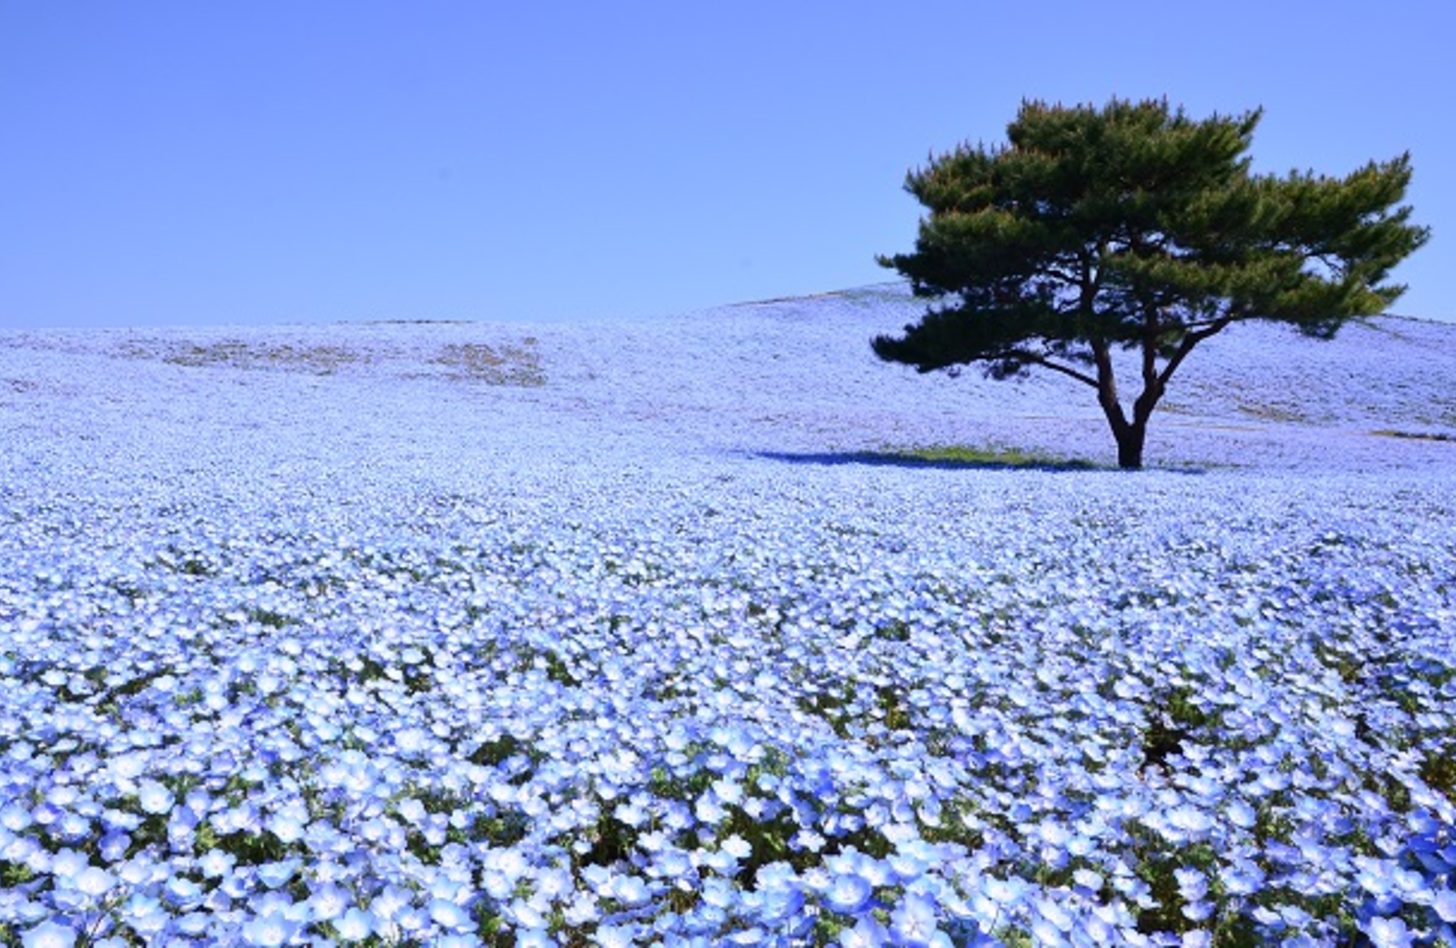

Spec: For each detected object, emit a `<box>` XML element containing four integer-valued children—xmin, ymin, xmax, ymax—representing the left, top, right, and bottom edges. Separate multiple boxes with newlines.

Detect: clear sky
<box><xmin>2</xmin><ymin>1</ymin><xmax>1450</xmax><ymax>329</ymax></box>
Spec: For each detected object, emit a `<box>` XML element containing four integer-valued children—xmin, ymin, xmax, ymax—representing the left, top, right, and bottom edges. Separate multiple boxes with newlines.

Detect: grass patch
<box><xmin>890</xmin><ymin>444</ymin><xmax>1098</xmax><ymax>471</ymax></box>
<box><xmin>756</xmin><ymin>445</ymin><xmax>1108</xmax><ymax>472</ymax></box>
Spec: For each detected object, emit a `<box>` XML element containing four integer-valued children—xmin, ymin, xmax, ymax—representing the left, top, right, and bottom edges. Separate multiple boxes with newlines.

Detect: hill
<box><xmin>3</xmin><ymin>284</ymin><xmax>1454</xmax><ymax>482</ymax></box>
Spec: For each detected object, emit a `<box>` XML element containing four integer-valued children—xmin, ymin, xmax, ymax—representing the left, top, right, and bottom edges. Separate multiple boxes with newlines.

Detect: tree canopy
<box><xmin>873</xmin><ymin>97</ymin><xmax>1429</xmax><ymax>469</ymax></box>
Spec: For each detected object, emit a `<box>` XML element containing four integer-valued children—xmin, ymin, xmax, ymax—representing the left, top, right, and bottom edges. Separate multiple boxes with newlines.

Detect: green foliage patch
<box><xmin>893</xmin><ymin>444</ymin><xmax>1098</xmax><ymax>470</ymax></box>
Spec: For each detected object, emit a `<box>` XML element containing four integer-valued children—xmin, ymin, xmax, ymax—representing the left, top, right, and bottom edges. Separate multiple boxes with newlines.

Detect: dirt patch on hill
<box><xmin>428</xmin><ymin>340</ymin><xmax>544</xmax><ymax>386</ymax></box>
<box><xmin>142</xmin><ymin>339</ymin><xmax>365</xmax><ymax>374</ymax></box>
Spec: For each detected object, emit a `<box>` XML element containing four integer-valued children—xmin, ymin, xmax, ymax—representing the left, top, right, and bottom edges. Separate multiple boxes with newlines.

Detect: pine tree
<box><xmin>874</xmin><ymin>98</ymin><xmax>1429</xmax><ymax>469</ymax></box>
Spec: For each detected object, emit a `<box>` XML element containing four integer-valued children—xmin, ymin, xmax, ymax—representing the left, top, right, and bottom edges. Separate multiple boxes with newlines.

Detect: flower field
<box><xmin>2</xmin><ymin>288</ymin><xmax>1455</xmax><ymax>945</ymax></box>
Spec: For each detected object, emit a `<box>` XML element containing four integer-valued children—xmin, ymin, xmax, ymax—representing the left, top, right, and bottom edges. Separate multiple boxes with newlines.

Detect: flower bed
<box><xmin>1</xmin><ymin>307</ymin><xmax>1453</xmax><ymax>945</ymax></box>
<box><xmin>3</xmin><ymin>463</ymin><xmax>1453</xmax><ymax>946</ymax></box>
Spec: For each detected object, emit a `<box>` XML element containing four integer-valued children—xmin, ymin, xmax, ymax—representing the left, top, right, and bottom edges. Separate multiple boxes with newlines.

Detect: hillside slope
<box><xmin>2</xmin><ymin>284</ymin><xmax>1454</xmax><ymax>481</ymax></box>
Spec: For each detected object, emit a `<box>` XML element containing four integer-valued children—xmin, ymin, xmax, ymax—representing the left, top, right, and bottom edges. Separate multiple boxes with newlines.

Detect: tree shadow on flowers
<box><xmin>752</xmin><ymin>449</ymin><xmax>1106</xmax><ymax>473</ymax></box>
<box><xmin>752</xmin><ymin>448</ymin><xmax>1212</xmax><ymax>474</ymax></box>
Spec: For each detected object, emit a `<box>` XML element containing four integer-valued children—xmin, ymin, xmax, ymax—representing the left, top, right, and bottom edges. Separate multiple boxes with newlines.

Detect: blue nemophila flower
<box><xmin>254</xmin><ymin>858</ymin><xmax>301</xmax><ymax>890</ymax></box>
<box><xmin>428</xmin><ymin>897</ymin><xmax>472</xmax><ymax>929</ymax></box>
<box><xmin>1225</xmin><ymin>798</ymin><xmax>1257</xmax><ymax>828</ymax></box>
<box><xmin>1033</xmin><ymin>895</ymin><xmax>1076</xmax><ymax>940</ymax></box>
<box><xmin>0</xmin><ymin>804</ymin><xmax>32</xmax><ymax>832</ymax></box>
<box><xmin>135</xmin><ymin>779</ymin><xmax>173</xmax><ymax>815</ymax></box>
<box><xmin>20</xmin><ymin>921</ymin><xmax>76</xmax><ymax>948</ymax></box>
<box><xmin>1182</xmin><ymin>900</ymin><xmax>1215</xmax><ymax>922</ymax></box>
<box><xmin>890</xmin><ymin>891</ymin><xmax>945</xmax><ymax>947</ymax></box>
<box><xmin>163</xmin><ymin>873</ymin><xmax>206</xmax><ymax>911</ymax></box>
<box><xmin>594</xmin><ymin>923</ymin><xmax>638</xmax><ymax>948</ymax></box>
<box><xmin>1434</xmin><ymin>889</ymin><xmax>1456</xmax><ymax>924</ymax></box>
<box><xmin>333</xmin><ymin>906</ymin><xmax>376</xmax><ymax>941</ymax></box>
<box><xmin>1219</xmin><ymin>858</ymin><xmax>1265</xmax><ymax>897</ymax></box>
<box><xmin>97</xmin><ymin>830</ymin><xmax>131</xmax><ymax>861</ymax></box>
<box><xmin>823</xmin><ymin>872</ymin><xmax>875</xmax><ymax>914</ymax></box>
<box><xmin>47</xmin><ymin>848</ymin><xmax>88</xmax><ymax>881</ymax></box>
<box><xmin>1355</xmin><ymin>856</ymin><xmax>1404</xmax><ymax>898</ymax></box>
<box><xmin>1173</xmin><ymin>867</ymin><xmax>1208</xmax><ymax>903</ymax></box>
<box><xmin>1363</xmin><ymin>915</ymin><xmax>1416</xmax><ymax>948</ymax></box>
<box><xmin>840</xmin><ymin>915</ymin><xmax>891</xmax><ymax>947</ymax></box>
<box><xmin>308</xmin><ymin>882</ymin><xmax>352</xmax><ymax>921</ymax></box>
<box><xmin>68</xmin><ymin>864</ymin><xmax>116</xmax><ymax>903</ymax></box>
<box><xmin>1071</xmin><ymin>867</ymin><xmax>1104</xmax><ymax>894</ymax></box>
<box><xmin>1159</xmin><ymin>803</ymin><xmax>1216</xmax><ymax>842</ymax></box>
<box><xmin>240</xmin><ymin>907</ymin><xmax>303</xmax><ymax>947</ymax></box>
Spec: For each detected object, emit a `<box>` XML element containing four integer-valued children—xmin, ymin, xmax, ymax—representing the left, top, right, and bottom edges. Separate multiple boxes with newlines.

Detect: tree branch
<box><xmin>1141</xmin><ymin>307</ymin><xmax>1159</xmax><ymax>393</ymax></box>
<box><xmin>1178</xmin><ymin>316</ymin><xmax>1237</xmax><ymax>332</ymax></box>
<box><xmin>1005</xmin><ymin>350</ymin><xmax>1099</xmax><ymax>388</ymax></box>
<box><xmin>1157</xmin><ymin>317</ymin><xmax>1233</xmax><ymax>388</ymax></box>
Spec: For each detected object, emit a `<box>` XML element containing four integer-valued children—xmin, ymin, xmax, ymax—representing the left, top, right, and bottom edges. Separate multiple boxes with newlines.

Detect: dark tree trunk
<box><xmin>1092</xmin><ymin>340</ymin><xmax>1151</xmax><ymax>470</ymax></box>
<box><xmin>1115</xmin><ymin>421</ymin><xmax>1147</xmax><ymax>470</ymax></box>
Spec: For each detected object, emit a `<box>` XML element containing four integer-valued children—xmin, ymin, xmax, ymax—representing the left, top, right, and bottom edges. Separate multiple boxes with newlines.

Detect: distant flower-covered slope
<box><xmin>2</xmin><ymin>283</ymin><xmax>1453</xmax><ymax>477</ymax></box>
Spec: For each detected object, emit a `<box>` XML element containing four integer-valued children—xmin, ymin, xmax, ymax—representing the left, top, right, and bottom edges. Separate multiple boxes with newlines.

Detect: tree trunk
<box><xmin>1092</xmin><ymin>340</ymin><xmax>1150</xmax><ymax>470</ymax></box>
<box><xmin>1115</xmin><ymin>421</ymin><xmax>1147</xmax><ymax>470</ymax></box>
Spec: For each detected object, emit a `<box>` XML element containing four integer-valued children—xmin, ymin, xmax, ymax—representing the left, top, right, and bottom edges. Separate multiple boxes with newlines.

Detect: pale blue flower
<box><xmin>595</xmin><ymin>924</ymin><xmax>637</xmax><ymax>948</ymax></box>
<box><xmin>70</xmin><ymin>865</ymin><xmax>115</xmax><ymax>900</ymax></box>
<box><xmin>240</xmin><ymin>909</ymin><xmax>302</xmax><ymax>947</ymax></box>
<box><xmin>824</xmin><ymin>872</ymin><xmax>874</xmax><ymax>914</ymax></box>
<box><xmin>164</xmin><ymin>874</ymin><xmax>205</xmax><ymax>910</ymax></box>
<box><xmin>721</xmin><ymin>835</ymin><xmax>752</xmax><ymax>860</ymax></box>
<box><xmin>1433</xmin><ymin>889</ymin><xmax>1456</xmax><ymax>923</ymax></box>
<box><xmin>890</xmin><ymin>892</ymin><xmax>941</xmax><ymax>947</ymax></box>
<box><xmin>1182</xmin><ymin>900</ymin><xmax>1214</xmax><ymax>922</ymax></box>
<box><xmin>333</xmin><ymin>906</ymin><xmax>375</xmax><ymax>941</ymax></box>
<box><xmin>1173</xmin><ymin>867</ymin><xmax>1208</xmax><ymax>902</ymax></box>
<box><xmin>0</xmin><ymin>805</ymin><xmax>33</xmax><ymax>832</ymax></box>
<box><xmin>255</xmin><ymin>858</ymin><xmax>301</xmax><ymax>890</ymax></box>
<box><xmin>21</xmin><ymin>921</ymin><xmax>75</xmax><ymax>948</ymax></box>
<box><xmin>439</xmin><ymin>936</ymin><xmax>486</xmax><ymax>948</ymax></box>
<box><xmin>840</xmin><ymin>915</ymin><xmax>890</xmax><ymax>947</ymax></box>
<box><xmin>1363</xmin><ymin>916</ymin><xmax>1415</xmax><ymax>948</ymax></box>
<box><xmin>98</xmin><ymin>831</ymin><xmax>131</xmax><ymax>861</ymax></box>
<box><xmin>1164</xmin><ymin>804</ymin><xmax>1214</xmax><ymax>841</ymax></box>
<box><xmin>49</xmin><ymin>849</ymin><xmax>88</xmax><ymax>881</ymax></box>
<box><xmin>198</xmin><ymin>848</ymin><xmax>236</xmax><ymax>878</ymax></box>
<box><xmin>308</xmin><ymin>882</ymin><xmax>351</xmax><ymax>921</ymax></box>
<box><xmin>613</xmin><ymin>874</ymin><xmax>650</xmax><ymax>906</ymax></box>
<box><xmin>428</xmin><ymin>898</ymin><xmax>471</xmax><ymax>929</ymax></box>
<box><xmin>136</xmin><ymin>779</ymin><xmax>172</xmax><ymax>815</ymax></box>
<box><xmin>1036</xmin><ymin>896</ymin><xmax>1075</xmax><ymax>934</ymax></box>
<box><xmin>269</xmin><ymin>811</ymin><xmax>307</xmax><ymax>844</ymax></box>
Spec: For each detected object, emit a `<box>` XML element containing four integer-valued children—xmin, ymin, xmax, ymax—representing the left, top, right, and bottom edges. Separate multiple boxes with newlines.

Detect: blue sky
<box><xmin>2</xmin><ymin>1</ymin><xmax>1450</xmax><ymax>328</ymax></box>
